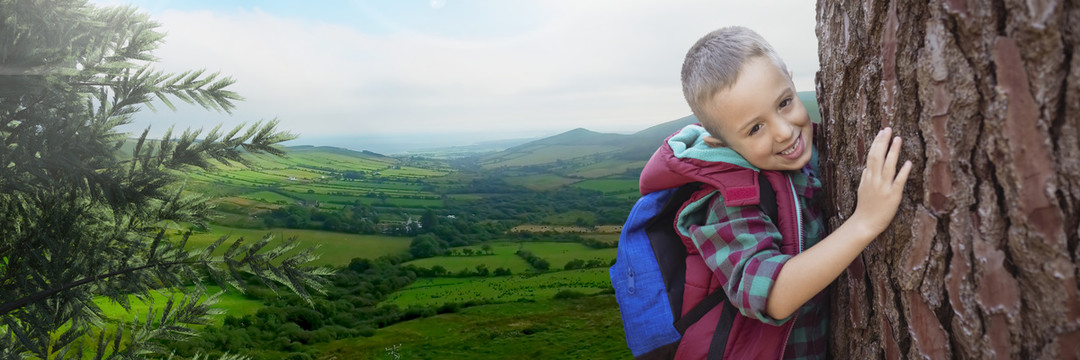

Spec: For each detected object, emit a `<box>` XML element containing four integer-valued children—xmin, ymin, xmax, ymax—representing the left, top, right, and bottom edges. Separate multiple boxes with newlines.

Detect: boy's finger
<box><xmin>894</xmin><ymin>160</ymin><xmax>913</xmax><ymax>189</ymax></box>
<box><xmin>883</xmin><ymin>136</ymin><xmax>903</xmax><ymax>180</ymax></box>
<box><xmin>864</xmin><ymin>127</ymin><xmax>891</xmax><ymax>174</ymax></box>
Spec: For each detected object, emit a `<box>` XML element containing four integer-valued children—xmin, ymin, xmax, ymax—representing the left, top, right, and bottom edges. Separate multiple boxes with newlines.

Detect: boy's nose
<box><xmin>772</xmin><ymin>119</ymin><xmax>795</xmax><ymax>142</ymax></box>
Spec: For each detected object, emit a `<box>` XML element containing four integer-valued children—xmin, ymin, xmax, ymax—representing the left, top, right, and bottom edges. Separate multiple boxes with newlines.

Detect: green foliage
<box><xmin>261</xmin><ymin>202</ymin><xmax>381</xmax><ymax>234</ymax></box>
<box><xmin>0</xmin><ymin>1</ymin><xmax>326</xmax><ymax>357</ymax></box>
<box><xmin>409</xmin><ymin>234</ymin><xmax>445</xmax><ymax>259</ymax></box>
<box><xmin>515</xmin><ymin>250</ymin><xmax>550</xmax><ymax>271</ymax></box>
<box><xmin>444</xmin><ymin>176</ymin><xmax>634</xmax><ymax>225</ymax></box>
<box><xmin>552</xmin><ymin>290</ymin><xmax>587</xmax><ymax>300</ymax></box>
<box><xmin>166</xmin><ymin>257</ymin><xmax>418</xmax><ymax>358</ymax></box>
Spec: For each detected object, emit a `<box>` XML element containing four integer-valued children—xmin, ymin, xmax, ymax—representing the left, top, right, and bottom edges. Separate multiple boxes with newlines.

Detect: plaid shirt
<box><xmin>678</xmin><ymin>168</ymin><xmax>828</xmax><ymax>359</ymax></box>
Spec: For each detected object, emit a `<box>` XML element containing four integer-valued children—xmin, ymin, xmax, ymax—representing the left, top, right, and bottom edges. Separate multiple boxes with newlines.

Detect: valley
<box><xmin>104</xmin><ymin>98</ymin><xmax>812</xmax><ymax>359</ymax></box>
<box><xmin>109</xmin><ymin>114</ymin><xmax>714</xmax><ymax>359</ymax></box>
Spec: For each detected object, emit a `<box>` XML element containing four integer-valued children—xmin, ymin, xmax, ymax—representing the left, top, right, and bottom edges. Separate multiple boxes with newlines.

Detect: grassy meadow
<box><xmin>315</xmin><ymin>295</ymin><xmax>630</xmax><ymax>360</ymax></box>
<box><xmin>178</xmin><ymin>146</ymin><xmax>450</xmax><ymax>228</ymax></box>
<box><xmin>572</xmin><ymin>178</ymin><xmax>638</xmax><ymax>194</ymax></box>
<box><xmin>477</xmin><ymin>145</ymin><xmax>621</xmax><ymax>169</ymax></box>
<box><xmin>384</xmin><ymin>268</ymin><xmax>613</xmax><ymax>308</ymax></box>
<box><xmin>181</xmin><ymin>226</ymin><xmax>411</xmax><ymax>266</ymax></box>
<box><xmin>518</xmin><ymin>242</ymin><xmax>615</xmax><ymax>270</ymax></box>
<box><xmin>403</xmin><ymin>241</ymin><xmax>616</xmax><ymax>274</ymax></box>
<box><xmin>404</xmin><ymin>242</ymin><xmax>534</xmax><ymax>274</ymax></box>
<box><xmin>564</xmin><ymin>159</ymin><xmax>645</xmax><ymax>179</ymax></box>
<box><xmin>502</xmin><ymin>174</ymin><xmax>579</xmax><ymax>191</ymax></box>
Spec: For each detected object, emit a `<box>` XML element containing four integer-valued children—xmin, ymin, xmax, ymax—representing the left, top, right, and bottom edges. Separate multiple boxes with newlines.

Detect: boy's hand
<box><xmin>768</xmin><ymin>127</ymin><xmax>913</xmax><ymax>319</ymax></box>
<box><xmin>853</xmin><ymin>127</ymin><xmax>912</xmax><ymax>236</ymax></box>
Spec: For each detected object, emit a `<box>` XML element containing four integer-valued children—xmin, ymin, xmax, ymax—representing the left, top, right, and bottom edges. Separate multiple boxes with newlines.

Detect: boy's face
<box><xmin>702</xmin><ymin>56</ymin><xmax>813</xmax><ymax>171</ymax></box>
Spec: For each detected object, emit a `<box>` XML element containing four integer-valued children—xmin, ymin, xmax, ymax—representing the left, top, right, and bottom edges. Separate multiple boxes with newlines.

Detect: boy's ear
<box><xmin>704</xmin><ymin>135</ymin><xmax>726</xmax><ymax>148</ymax></box>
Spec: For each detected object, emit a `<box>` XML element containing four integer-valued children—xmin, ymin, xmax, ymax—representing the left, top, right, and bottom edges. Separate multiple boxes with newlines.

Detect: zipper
<box><xmin>787</xmin><ymin>174</ymin><xmax>804</xmax><ymax>253</ymax></box>
<box><xmin>777</xmin><ymin>313</ymin><xmax>799</xmax><ymax>359</ymax></box>
<box><xmin>779</xmin><ymin>175</ymin><xmax>806</xmax><ymax>359</ymax></box>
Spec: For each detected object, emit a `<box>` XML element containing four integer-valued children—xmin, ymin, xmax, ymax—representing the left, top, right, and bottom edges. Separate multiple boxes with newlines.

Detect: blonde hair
<box><xmin>681</xmin><ymin>26</ymin><xmax>788</xmax><ymax>139</ymax></box>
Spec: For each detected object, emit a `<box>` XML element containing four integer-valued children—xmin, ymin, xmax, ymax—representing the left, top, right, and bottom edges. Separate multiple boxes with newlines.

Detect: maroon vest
<box><xmin>640</xmin><ymin>134</ymin><xmax>805</xmax><ymax>359</ymax></box>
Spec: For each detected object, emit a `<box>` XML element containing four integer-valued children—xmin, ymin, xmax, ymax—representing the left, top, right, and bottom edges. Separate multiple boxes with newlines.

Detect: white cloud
<box><xmin>104</xmin><ymin>0</ymin><xmax>819</xmax><ymax>150</ymax></box>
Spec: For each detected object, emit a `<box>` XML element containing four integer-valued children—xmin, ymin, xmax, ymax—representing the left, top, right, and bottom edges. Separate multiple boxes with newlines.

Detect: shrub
<box><xmin>553</xmin><ymin>289</ymin><xmax>587</xmax><ymax>300</ymax></box>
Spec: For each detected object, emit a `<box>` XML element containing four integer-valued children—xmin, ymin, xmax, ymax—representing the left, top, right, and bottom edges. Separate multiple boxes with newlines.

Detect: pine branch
<box><xmin>0</xmin><ymin>260</ymin><xmax>195</xmax><ymax>317</ymax></box>
<box><xmin>0</xmin><ymin>234</ymin><xmax>329</xmax><ymax>317</ymax></box>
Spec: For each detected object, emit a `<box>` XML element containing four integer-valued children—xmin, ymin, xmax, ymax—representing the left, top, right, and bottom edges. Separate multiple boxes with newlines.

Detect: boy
<box><xmin>638</xmin><ymin>26</ymin><xmax>911</xmax><ymax>358</ymax></box>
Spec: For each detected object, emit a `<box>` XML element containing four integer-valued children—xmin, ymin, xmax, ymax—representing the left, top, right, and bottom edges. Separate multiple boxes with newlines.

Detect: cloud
<box><xmin>104</xmin><ymin>0</ymin><xmax>818</xmax><ymax>149</ymax></box>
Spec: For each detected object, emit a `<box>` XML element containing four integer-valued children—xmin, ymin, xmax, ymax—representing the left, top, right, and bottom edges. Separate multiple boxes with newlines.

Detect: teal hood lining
<box><xmin>668</xmin><ymin>125</ymin><xmax>758</xmax><ymax>171</ymax></box>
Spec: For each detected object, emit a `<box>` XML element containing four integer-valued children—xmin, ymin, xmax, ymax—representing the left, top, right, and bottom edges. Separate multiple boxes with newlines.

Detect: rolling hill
<box><xmin>473</xmin><ymin>91</ymin><xmax>820</xmax><ymax>186</ymax></box>
<box><xmin>477</xmin><ymin>91</ymin><xmax>819</xmax><ymax>169</ymax></box>
<box><xmin>476</xmin><ymin>115</ymin><xmax>698</xmax><ymax>169</ymax></box>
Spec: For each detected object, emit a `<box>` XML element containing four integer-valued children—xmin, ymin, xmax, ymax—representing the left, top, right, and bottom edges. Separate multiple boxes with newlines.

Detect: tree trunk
<box><xmin>814</xmin><ymin>0</ymin><xmax>1080</xmax><ymax>358</ymax></box>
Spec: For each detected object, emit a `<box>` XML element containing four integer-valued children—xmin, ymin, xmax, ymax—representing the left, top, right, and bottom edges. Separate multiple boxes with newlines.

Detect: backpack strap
<box><xmin>707</xmin><ymin>299</ymin><xmax>739</xmax><ymax>360</ymax></box>
<box><xmin>757</xmin><ymin>170</ymin><xmax>779</xmax><ymax>225</ymax></box>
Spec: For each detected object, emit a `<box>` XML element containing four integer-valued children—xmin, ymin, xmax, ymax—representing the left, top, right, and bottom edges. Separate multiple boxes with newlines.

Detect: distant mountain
<box><xmin>286</xmin><ymin>145</ymin><xmax>394</xmax><ymax>160</ymax></box>
<box><xmin>618</xmin><ymin>114</ymin><xmax>699</xmax><ymax>160</ymax></box>
<box><xmin>477</xmin><ymin>91</ymin><xmax>818</xmax><ymax>174</ymax></box>
<box><xmin>399</xmin><ymin>137</ymin><xmax>538</xmax><ymax>159</ymax></box>
<box><xmin>474</xmin><ymin>115</ymin><xmax>698</xmax><ymax>171</ymax></box>
<box><xmin>506</xmin><ymin>128</ymin><xmax>628</xmax><ymax>148</ymax></box>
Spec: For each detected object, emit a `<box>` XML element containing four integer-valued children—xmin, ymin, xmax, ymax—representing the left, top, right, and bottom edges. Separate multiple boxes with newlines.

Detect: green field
<box><xmin>404</xmin><ymin>242</ymin><xmax>533</xmax><ymax>274</ymax></box>
<box><xmin>315</xmin><ymin>295</ymin><xmax>629</xmax><ymax>360</ymax></box>
<box><xmin>582</xmin><ymin>233</ymin><xmax>620</xmax><ymax>244</ymax></box>
<box><xmin>404</xmin><ymin>241</ymin><xmax>615</xmax><ymax>274</ymax></box>
<box><xmin>502</xmin><ymin>174</ymin><xmax>579</xmax><ymax>191</ymax></box>
<box><xmin>479</xmin><ymin>145</ymin><xmax>621</xmax><ymax>168</ymax></box>
<box><xmin>445</xmin><ymin>193</ymin><xmax>484</xmax><ymax>201</ymax></box>
<box><xmin>572</xmin><ymin>178</ymin><xmax>639</xmax><ymax>194</ymax></box>
<box><xmin>384</xmin><ymin>268</ymin><xmax>612</xmax><ymax>308</ymax></box>
<box><xmin>519</xmin><ymin>242</ymin><xmax>616</xmax><ymax>270</ymax></box>
<box><xmin>541</xmin><ymin>210</ymin><xmax>597</xmax><ymax>226</ymax></box>
<box><xmin>286</xmin><ymin>191</ymin><xmax>443</xmax><ymax>208</ymax></box>
<box><xmin>176</xmin><ymin>146</ymin><xmax>450</xmax><ymax>219</ymax></box>
<box><xmin>239</xmin><ymin>190</ymin><xmax>297</xmax><ymax>204</ymax></box>
<box><xmin>181</xmin><ymin>226</ymin><xmax>412</xmax><ymax>266</ymax></box>
<box><xmin>566</xmin><ymin>160</ymin><xmax>645</xmax><ymax>179</ymax></box>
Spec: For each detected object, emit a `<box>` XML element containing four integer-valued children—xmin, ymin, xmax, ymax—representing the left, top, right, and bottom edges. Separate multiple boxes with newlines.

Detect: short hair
<box><xmin>681</xmin><ymin>26</ymin><xmax>788</xmax><ymax>140</ymax></box>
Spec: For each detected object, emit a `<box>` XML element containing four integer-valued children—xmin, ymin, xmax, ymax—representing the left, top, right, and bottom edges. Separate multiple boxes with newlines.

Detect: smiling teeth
<box><xmin>780</xmin><ymin>138</ymin><xmax>799</xmax><ymax>155</ymax></box>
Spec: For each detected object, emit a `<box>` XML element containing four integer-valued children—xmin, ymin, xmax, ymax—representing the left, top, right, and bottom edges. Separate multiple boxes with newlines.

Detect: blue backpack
<box><xmin>610</xmin><ymin>174</ymin><xmax>778</xmax><ymax>359</ymax></box>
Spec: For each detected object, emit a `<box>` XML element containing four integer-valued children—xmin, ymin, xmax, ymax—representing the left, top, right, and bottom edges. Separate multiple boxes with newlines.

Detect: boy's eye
<box><xmin>779</xmin><ymin>98</ymin><xmax>792</xmax><ymax>108</ymax></box>
<box><xmin>748</xmin><ymin>123</ymin><xmax>763</xmax><ymax>136</ymax></box>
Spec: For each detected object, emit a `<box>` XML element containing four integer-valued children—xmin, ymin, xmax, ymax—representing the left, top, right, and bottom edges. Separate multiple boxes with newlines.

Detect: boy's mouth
<box><xmin>777</xmin><ymin>135</ymin><xmax>804</xmax><ymax>159</ymax></box>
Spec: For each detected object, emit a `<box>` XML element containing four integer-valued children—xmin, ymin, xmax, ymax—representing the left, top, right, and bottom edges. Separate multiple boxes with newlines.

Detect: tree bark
<box><xmin>815</xmin><ymin>0</ymin><xmax>1080</xmax><ymax>358</ymax></box>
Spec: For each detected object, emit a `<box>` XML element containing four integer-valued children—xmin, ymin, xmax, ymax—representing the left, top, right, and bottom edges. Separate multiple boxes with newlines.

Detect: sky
<box><xmin>90</xmin><ymin>0</ymin><xmax>819</xmax><ymax>154</ymax></box>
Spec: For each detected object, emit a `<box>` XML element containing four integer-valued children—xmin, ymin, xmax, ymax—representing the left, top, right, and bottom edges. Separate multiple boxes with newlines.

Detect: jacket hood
<box><xmin>639</xmin><ymin>124</ymin><xmax>764</xmax><ymax>207</ymax></box>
